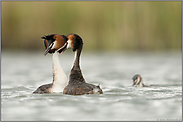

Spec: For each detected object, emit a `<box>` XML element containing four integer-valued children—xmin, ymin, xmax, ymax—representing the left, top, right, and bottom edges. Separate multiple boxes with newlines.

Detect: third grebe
<box><xmin>132</xmin><ymin>74</ymin><xmax>148</xmax><ymax>87</ymax></box>
<box><xmin>57</xmin><ymin>34</ymin><xmax>103</xmax><ymax>95</ymax></box>
<box><xmin>33</xmin><ymin>34</ymin><xmax>68</xmax><ymax>93</ymax></box>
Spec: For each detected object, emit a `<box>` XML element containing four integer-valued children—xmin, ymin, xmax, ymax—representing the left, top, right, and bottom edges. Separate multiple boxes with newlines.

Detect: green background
<box><xmin>2</xmin><ymin>1</ymin><xmax>182</xmax><ymax>52</ymax></box>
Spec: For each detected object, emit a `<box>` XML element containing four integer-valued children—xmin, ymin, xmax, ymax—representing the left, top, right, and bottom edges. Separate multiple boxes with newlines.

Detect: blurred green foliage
<box><xmin>2</xmin><ymin>1</ymin><xmax>182</xmax><ymax>52</ymax></box>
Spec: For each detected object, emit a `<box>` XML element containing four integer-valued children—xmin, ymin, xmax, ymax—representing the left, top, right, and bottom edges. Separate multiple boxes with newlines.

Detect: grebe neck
<box><xmin>136</xmin><ymin>81</ymin><xmax>144</xmax><ymax>87</ymax></box>
<box><xmin>72</xmin><ymin>47</ymin><xmax>82</xmax><ymax>70</ymax></box>
<box><xmin>69</xmin><ymin>46</ymin><xmax>85</xmax><ymax>83</ymax></box>
<box><xmin>52</xmin><ymin>52</ymin><xmax>67</xmax><ymax>89</ymax></box>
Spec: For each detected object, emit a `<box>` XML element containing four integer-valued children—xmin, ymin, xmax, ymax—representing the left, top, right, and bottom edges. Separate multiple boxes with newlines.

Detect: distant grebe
<box><xmin>57</xmin><ymin>34</ymin><xmax>103</xmax><ymax>95</ymax></box>
<box><xmin>33</xmin><ymin>34</ymin><xmax>68</xmax><ymax>94</ymax></box>
<box><xmin>132</xmin><ymin>74</ymin><xmax>148</xmax><ymax>87</ymax></box>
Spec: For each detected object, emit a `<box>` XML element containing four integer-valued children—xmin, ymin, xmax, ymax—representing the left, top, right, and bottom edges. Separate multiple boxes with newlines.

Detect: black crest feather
<box><xmin>72</xmin><ymin>34</ymin><xmax>83</xmax><ymax>52</ymax></box>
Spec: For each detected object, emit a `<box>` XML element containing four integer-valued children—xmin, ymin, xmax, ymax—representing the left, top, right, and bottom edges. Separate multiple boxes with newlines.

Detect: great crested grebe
<box><xmin>132</xmin><ymin>74</ymin><xmax>148</xmax><ymax>87</ymax></box>
<box><xmin>33</xmin><ymin>34</ymin><xmax>68</xmax><ymax>94</ymax></box>
<box><xmin>57</xmin><ymin>34</ymin><xmax>103</xmax><ymax>95</ymax></box>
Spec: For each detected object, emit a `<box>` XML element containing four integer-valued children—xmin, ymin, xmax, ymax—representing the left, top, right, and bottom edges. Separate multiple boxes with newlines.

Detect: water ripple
<box><xmin>1</xmin><ymin>52</ymin><xmax>182</xmax><ymax>121</ymax></box>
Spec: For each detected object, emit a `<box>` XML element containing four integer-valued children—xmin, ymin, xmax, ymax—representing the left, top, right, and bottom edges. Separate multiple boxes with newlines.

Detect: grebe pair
<box><xmin>33</xmin><ymin>34</ymin><xmax>103</xmax><ymax>95</ymax></box>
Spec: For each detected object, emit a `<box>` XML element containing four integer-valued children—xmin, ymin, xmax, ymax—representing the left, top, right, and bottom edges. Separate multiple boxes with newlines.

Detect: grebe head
<box><xmin>57</xmin><ymin>34</ymin><xmax>83</xmax><ymax>54</ymax></box>
<box><xmin>132</xmin><ymin>74</ymin><xmax>142</xmax><ymax>86</ymax></box>
<box><xmin>41</xmin><ymin>34</ymin><xmax>68</xmax><ymax>55</ymax></box>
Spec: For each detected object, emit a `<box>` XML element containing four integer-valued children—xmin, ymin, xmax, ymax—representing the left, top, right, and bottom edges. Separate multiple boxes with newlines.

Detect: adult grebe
<box><xmin>132</xmin><ymin>74</ymin><xmax>148</xmax><ymax>87</ymax></box>
<box><xmin>33</xmin><ymin>34</ymin><xmax>68</xmax><ymax>94</ymax></box>
<box><xmin>57</xmin><ymin>34</ymin><xmax>103</xmax><ymax>95</ymax></box>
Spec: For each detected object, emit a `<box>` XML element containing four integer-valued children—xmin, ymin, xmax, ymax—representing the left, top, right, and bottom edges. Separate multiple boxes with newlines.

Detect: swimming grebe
<box><xmin>57</xmin><ymin>34</ymin><xmax>103</xmax><ymax>95</ymax></box>
<box><xmin>132</xmin><ymin>74</ymin><xmax>148</xmax><ymax>87</ymax></box>
<box><xmin>33</xmin><ymin>34</ymin><xmax>68</xmax><ymax>94</ymax></box>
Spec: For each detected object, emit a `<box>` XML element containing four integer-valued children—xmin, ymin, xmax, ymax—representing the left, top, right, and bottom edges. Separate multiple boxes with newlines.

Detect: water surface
<box><xmin>1</xmin><ymin>51</ymin><xmax>182</xmax><ymax>121</ymax></box>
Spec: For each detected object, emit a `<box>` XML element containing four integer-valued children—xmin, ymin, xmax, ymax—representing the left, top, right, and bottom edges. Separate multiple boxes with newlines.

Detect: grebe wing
<box><xmin>63</xmin><ymin>83</ymin><xmax>102</xmax><ymax>95</ymax></box>
<box><xmin>33</xmin><ymin>83</ymin><xmax>53</xmax><ymax>94</ymax></box>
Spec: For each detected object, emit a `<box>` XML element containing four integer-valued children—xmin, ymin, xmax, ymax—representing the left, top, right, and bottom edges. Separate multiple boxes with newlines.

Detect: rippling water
<box><xmin>1</xmin><ymin>51</ymin><xmax>182</xmax><ymax>121</ymax></box>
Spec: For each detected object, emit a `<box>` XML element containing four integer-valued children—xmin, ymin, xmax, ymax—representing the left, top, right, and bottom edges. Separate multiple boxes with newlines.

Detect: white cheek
<box><xmin>137</xmin><ymin>78</ymin><xmax>140</xmax><ymax>84</ymax></box>
<box><xmin>67</xmin><ymin>40</ymin><xmax>72</xmax><ymax>48</ymax></box>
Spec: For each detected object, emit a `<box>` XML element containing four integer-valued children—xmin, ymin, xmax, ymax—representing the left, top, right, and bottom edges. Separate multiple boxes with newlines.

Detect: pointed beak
<box><xmin>132</xmin><ymin>79</ymin><xmax>137</xmax><ymax>86</ymax></box>
<box><xmin>44</xmin><ymin>42</ymin><xmax>54</xmax><ymax>56</ymax></box>
<box><xmin>57</xmin><ymin>42</ymin><xmax>68</xmax><ymax>54</ymax></box>
<box><xmin>132</xmin><ymin>81</ymin><xmax>136</xmax><ymax>86</ymax></box>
